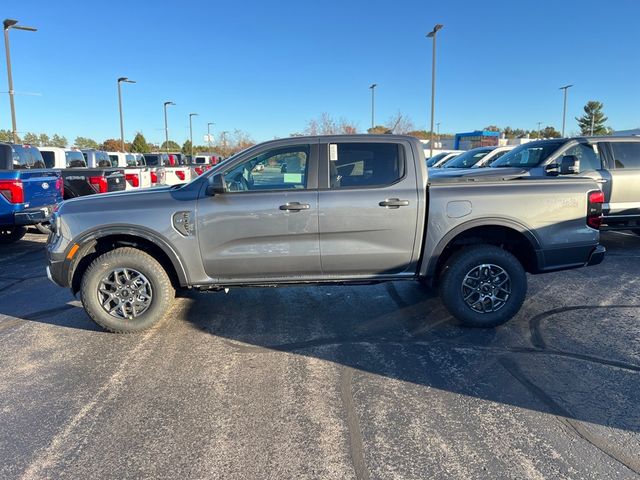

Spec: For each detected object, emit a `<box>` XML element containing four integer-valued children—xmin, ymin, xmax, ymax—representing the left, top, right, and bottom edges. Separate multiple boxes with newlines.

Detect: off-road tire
<box><xmin>439</xmin><ymin>245</ymin><xmax>526</xmax><ymax>328</ymax></box>
<box><xmin>80</xmin><ymin>247</ymin><xmax>175</xmax><ymax>333</ymax></box>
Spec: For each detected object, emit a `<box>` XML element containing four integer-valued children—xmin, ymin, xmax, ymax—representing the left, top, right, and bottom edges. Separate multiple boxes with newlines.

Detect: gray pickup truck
<box><xmin>46</xmin><ymin>135</ymin><xmax>605</xmax><ymax>333</ymax></box>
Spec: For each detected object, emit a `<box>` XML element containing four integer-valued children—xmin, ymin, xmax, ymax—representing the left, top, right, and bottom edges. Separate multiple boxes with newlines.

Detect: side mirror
<box><xmin>206</xmin><ymin>174</ymin><xmax>226</xmax><ymax>196</ymax></box>
<box><xmin>560</xmin><ymin>155</ymin><xmax>580</xmax><ymax>175</ymax></box>
<box><xmin>545</xmin><ymin>163</ymin><xmax>560</xmax><ymax>176</ymax></box>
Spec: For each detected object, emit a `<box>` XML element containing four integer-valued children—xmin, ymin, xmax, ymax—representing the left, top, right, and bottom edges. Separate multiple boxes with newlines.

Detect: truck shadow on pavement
<box><xmin>180</xmin><ymin>279</ymin><xmax>640</xmax><ymax>472</ymax></box>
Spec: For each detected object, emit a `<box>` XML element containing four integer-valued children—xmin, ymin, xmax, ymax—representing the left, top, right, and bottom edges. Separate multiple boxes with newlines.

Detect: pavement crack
<box><xmin>529</xmin><ymin>304</ymin><xmax>640</xmax><ymax>349</ymax></box>
<box><xmin>499</xmin><ymin>356</ymin><xmax>640</xmax><ymax>476</ymax></box>
<box><xmin>339</xmin><ymin>366</ymin><xmax>370</xmax><ymax>480</ymax></box>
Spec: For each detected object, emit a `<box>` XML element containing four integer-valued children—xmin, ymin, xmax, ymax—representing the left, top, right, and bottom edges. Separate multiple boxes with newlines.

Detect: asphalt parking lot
<box><xmin>0</xmin><ymin>231</ymin><xmax>638</xmax><ymax>479</ymax></box>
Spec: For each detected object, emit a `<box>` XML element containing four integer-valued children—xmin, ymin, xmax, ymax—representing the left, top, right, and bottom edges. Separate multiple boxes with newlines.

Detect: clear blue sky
<box><xmin>2</xmin><ymin>0</ymin><xmax>639</xmax><ymax>145</ymax></box>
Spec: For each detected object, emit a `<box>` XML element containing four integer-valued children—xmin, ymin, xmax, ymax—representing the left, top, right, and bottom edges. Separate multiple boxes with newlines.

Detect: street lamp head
<box><xmin>118</xmin><ymin>77</ymin><xmax>136</xmax><ymax>84</ymax></box>
<box><xmin>164</xmin><ymin>101</ymin><xmax>175</xmax><ymax>106</ymax></box>
<box><xmin>4</xmin><ymin>19</ymin><xmax>37</xmax><ymax>31</ymax></box>
<box><xmin>369</xmin><ymin>83</ymin><xmax>377</xmax><ymax>89</ymax></box>
<box><xmin>559</xmin><ymin>84</ymin><xmax>574</xmax><ymax>90</ymax></box>
<box><xmin>427</xmin><ymin>24</ymin><xmax>443</xmax><ymax>37</ymax></box>
<box><xmin>3</xmin><ymin>19</ymin><xmax>17</xmax><ymax>29</ymax></box>
<box><xmin>190</xmin><ymin>113</ymin><xmax>199</xmax><ymax>117</ymax></box>
<box><xmin>208</xmin><ymin>122</ymin><xmax>214</xmax><ymax>127</ymax></box>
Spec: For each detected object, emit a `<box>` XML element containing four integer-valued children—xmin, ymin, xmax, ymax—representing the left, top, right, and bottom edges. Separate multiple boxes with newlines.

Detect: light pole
<box><xmin>427</xmin><ymin>24</ymin><xmax>443</xmax><ymax>158</ymax></box>
<box><xmin>436</xmin><ymin>122</ymin><xmax>441</xmax><ymax>148</ymax></box>
<box><xmin>590</xmin><ymin>115</ymin><xmax>595</xmax><ymax>136</ymax></box>
<box><xmin>163</xmin><ymin>101</ymin><xmax>175</xmax><ymax>152</ymax></box>
<box><xmin>3</xmin><ymin>19</ymin><xmax>37</xmax><ymax>144</ymax></box>
<box><xmin>207</xmin><ymin>122</ymin><xmax>214</xmax><ymax>152</ymax></box>
<box><xmin>221</xmin><ymin>130</ymin><xmax>228</xmax><ymax>156</ymax></box>
<box><xmin>559</xmin><ymin>84</ymin><xmax>573</xmax><ymax>138</ymax></box>
<box><xmin>369</xmin><ymin>83</ymin><xmax>377</xmax><ymax>130</ymax></box>
<box><xmin>189</xmin><ymin>113</ymin><xmax>198</xmax><ymax>158</ymax></box>
<box><xmin>537</xmin><ymin>121</ymin><xmax>542</xmax><ymax>139</ymax></box>
<box><xmin>117</xmin><ymin>77</ymin><xmax>135</xmax><ymax>152</ymax></box>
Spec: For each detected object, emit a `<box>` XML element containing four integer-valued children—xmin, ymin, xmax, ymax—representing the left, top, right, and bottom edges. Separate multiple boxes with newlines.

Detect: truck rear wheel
<box><xmin>80</xmin><ymin>247</ymin><xmax>175</xmax><ymax>333</ymax></box>
<box><xmin>439</xmin><ymin>245</ymin><xmax>526</xmax><ymax>328</ymax></box>
<box><xmin>0</xmin><ymin>225</ymin><xmax>26</xmax><ymax>244</ymax></box>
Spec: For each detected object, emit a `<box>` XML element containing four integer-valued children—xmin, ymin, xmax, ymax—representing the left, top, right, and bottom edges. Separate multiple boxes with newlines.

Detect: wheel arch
<box><xmin>68</xmin><ymin>226</ymin><xmax>188</xmax><ymax>294</ymax></box>
<box><xmin>423</xmin><ymin>218</ymin><xmax>541</xmax><ymax>282</ymax></box>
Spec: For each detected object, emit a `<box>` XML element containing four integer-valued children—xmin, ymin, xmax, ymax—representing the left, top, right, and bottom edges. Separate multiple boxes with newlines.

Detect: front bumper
<box><xmin>14</xmin><ymin>205</ymin><xmax>55</xmax><ymax>226</ymax></box>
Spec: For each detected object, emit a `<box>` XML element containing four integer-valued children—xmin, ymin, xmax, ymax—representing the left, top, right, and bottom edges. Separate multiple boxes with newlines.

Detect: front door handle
<box><xmin>379</xmin><ymin>198</ymin><xmax>410</xmax><ymax>209</ymax></box>
<box><xmin>279</xmin><ymin>202</ymin><xmax>310</xmax><ymax>211</ymax></box>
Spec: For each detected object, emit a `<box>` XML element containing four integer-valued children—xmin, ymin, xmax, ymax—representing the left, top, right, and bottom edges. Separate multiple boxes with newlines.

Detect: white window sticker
<box><xmin>329</xmin><ymin>143</ymin><xmax>338</xmax><ymax>161</ymax></box>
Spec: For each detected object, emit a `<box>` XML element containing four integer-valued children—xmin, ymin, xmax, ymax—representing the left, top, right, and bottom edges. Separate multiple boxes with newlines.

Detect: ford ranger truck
<box><xmin>46</xmin><ymin>135</ymin><xmax>605</xmax><ymax>333</ymax></box>
<box><xmin>0</xmin><ymin>143</ymin><xmax>63</xmax><ymax>243</ymax></box>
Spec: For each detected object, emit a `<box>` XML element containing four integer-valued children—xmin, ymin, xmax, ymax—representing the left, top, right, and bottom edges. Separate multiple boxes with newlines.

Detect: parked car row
<box><xmin>0</xmin><ymin>143</ymin><xmax>222</xmax><ymax>244</ymax></box>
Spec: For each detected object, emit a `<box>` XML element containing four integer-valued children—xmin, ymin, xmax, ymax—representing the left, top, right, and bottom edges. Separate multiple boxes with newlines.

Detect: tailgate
<box><xmin>105</xmin><ymin>169</ymin><xmax>126</xmax><ymax>192</ymax></box>
<box><xmin>19</xmin><ymin>169</ymin><xmax>62</xmax><ymax>208</ymax></box>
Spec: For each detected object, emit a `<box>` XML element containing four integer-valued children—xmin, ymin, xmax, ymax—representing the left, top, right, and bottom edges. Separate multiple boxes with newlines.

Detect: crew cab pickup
<box><xmin>0</xmin><ymin>143</ymin><xmax>62</xmax><ymax>243</ymax></box>
<box><xmin>46</xmin><ymin>135</ymin><xmax>605</xmax><ymax>333</ymax></box>
<box><xmin>107</xmin><ymin>152</ymin><xmax>152</xmax><ymax>190</ymax></box>
<box><xmin>486</xmin><ymin>136</ymin><xmax>640</xmax><ymax>231</ymax></box>
<box><xmin>39</xmin><ymin>147</ymin><xmax>127</xmax><ymax>198</ymax></box>
<box><xmin>144</xmin><ymin>153</ymin><xmax>190</xmax><ymax>186</ymax></box>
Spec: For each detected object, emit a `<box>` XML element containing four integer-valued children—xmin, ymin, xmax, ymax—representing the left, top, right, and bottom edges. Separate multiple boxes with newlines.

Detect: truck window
<box><xmin>65</xmin><ymin>151</ymin><xmax>87</xmax><ymax>168</ymax></box>
<box><xmin>492</xmin><ymin>141</ymin><xmax>564</xmax><ymax>168</ymax></box>
<box><xmin>223</xmin><ymin>145</ymin><xmax>309</xmax><ymax>192</ymax></box>
<box><xmin>610</xmin><ymin>142</ymin><xmax>640</xmax><ymax>169</ymax></box>
<box><xmin>329</xmin><ymin>143</ymin><xmax>404</xmax><ymax>188</ymax></box>
<box><xmin>41</xmin><ymin>150</ymin><xmax>56</xmax><ymax>168</ymax></box>
<box><xmin>125</xmin><ymin>154</ymin><xmax>137</xmax><ymax>167</ymax></box>
<box><xmin>11</xmin><ymin>145</ymin><xmax>45</xmax><ymax>169</ymax></box>
<box><xmin>109</xmin><ymin>154</ymin><xmax>119</xmax><ymax>165</ymax></box>
<box><xmin>562</xmin><ymin>144</ymin><xmax>601</xmax><ymax>172</ymax></box>
<box><xmin>95</xmin><ymin>152</ymin><xmax>113</xmax><ymax>168</ymax></box>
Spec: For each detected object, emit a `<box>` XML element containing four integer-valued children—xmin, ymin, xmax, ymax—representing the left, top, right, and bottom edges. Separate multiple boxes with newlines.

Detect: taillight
<box><xmin>176</xmin><ymin>170</ymin><xmax>185</xmax><ymax>181</ymax></box>
<box><xmin>89</xmin><ymin>176</ymin><xmax>108</xmax><ymax>194</ymax></box>
<box><xmin>0</xmin><ymin>179</ymin><xmax>24</xmax><ymax>204</ymax></box>
<box><xmin>150</xmin><ymin>171</ymin><xmax>158</xmax><ymax>184</ymax></box>
<box><xmin>168</xmin><ymin>155</ymin><xmax>176</xmax><ymax>166</ymax></box>
<box><xmin>125</xmin><ymin>173</ymin><xmax>140</xmax><ymax>188</ymax></box>
<box><xmin>55</xmin><ymin>177</ymin><xmax>64</xmax><ymax>198</ymax></box>
<box><xmin>587</xmin><ymin>190</ymin><xmax>604</xmax><ymax>229</ymax></box>
<box><xmin>195</xmin><ymin>167</ymin><xmax>203</xmax><ymax>176</ymax></box>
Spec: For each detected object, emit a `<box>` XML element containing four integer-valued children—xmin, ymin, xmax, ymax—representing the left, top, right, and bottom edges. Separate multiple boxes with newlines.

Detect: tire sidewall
<box><xmin>440</xmin><ymin>246</ymin><xmax>527</xmax><ymax>328</ymax></box>
<box><xmin>81</xmin><ymin>248</ymin><xmax>173</xmax><ymax>333</ymax></box>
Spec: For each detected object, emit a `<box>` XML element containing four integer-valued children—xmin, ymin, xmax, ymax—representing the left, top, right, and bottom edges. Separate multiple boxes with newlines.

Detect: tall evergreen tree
<box><xmin>576</xmin><ymin>101</ymin><xmax>609</xmax><ymax>135</ymax></box>
<box><xmin>130</xmin><ymin>133</ymin><xmax>150</xmax><ymax>153</ymax></box>
<box><xmin>181</xmin><ymin>140</ymin><xmax>193</xmax><ymax>155</ymax></box>
<box><xmin>50</xmin><ymin>134</ymin><xmax>68</xmax><ymax>148</ymax></box>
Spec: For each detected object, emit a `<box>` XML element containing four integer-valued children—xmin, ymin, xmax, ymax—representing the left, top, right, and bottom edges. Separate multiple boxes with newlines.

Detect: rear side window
<box><xmin>125</xmin><ymin>154</ymin><xmax>137</xmax><ymax>167</ymax></box>
<box><xmin>95</xmin><ymin>152</ymin><xmax>113</xmax><ymax>168</ymax></box>
<box><xmin>109</xmin><ymin>154</ymin><xmax>119</xmax><ymax>165</ymax></box>
<box><xmin>329</xmin><ymin>143</ymin><xmax>404</xmax><ymax>189</ymax></box>
<box><xmin>610</xmin><ymin>142</ymin><xmax>640</xmax><ymax>169</ymax></box>
<box><xmin>145</xmin><ymin>155</ymin><xmax>160</xmax><ymax>166</ymax></box>
<box><xmin>41</xmin><ymin>150</ymin><xmax>55</xmax><ymax>168</ymax></box>
<box><xmin>65</xmin><ymin>151</ymin><xmax>86</xmax><ymax>168</ymax></box>
<box><xmin>562</xmin><ymin>144</ymin><xmax>602</xmax><ymax>172</ymax></box>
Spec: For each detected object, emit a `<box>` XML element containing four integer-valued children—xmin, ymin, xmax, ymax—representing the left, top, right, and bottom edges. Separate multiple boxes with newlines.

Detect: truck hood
<box><xmin>58</xmin><ymin>185</ymin><xmax>184</xmax><ymax>214</ymax></box>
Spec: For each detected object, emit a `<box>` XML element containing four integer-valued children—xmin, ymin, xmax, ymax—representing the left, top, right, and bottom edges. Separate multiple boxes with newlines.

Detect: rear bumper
<box><xmin>586</xmin><ymin>244</ymin><xmax>606</xmax><ymax>266</ymax></box>
<box><xmin>535</xmin><ymin>243</ymin><xmax>606</xmax><ymax>272</ymax></box>
<box><xmin>14</xmin><ymin>204</ymin><xmax>55</xmax><ymax>225</ymax></box>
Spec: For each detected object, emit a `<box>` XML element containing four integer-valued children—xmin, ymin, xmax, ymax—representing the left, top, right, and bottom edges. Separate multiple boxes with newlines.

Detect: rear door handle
<box><xmin>379</xmin><ymin>198</ymin><xmax>410</xmax><ymax>208</ymax></box>
<box><xmin>279</xmin><ymin>202</ymin><xmax>310</xmax><ymax>211</ymax></box>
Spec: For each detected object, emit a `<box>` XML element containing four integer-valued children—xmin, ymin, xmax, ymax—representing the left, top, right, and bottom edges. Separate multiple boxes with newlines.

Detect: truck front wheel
<box><xmin>439</xmin><ymin>245</ymin><xmax>526</xmax><ymax>328</ymax></box>
<box><xmin>0</xmin><ymin>225</ymin><xmax>26</xmax><ymax>244</ymax></box>
<box><xmin>80</xmin><ymin>247</ymin><xmax>175</xmax><ymax>333</ymax></box>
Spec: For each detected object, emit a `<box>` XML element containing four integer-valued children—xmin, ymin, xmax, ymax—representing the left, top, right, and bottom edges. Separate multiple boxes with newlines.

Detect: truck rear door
<box><xmin>600</xmin><ymin>140</ymin><xmax>640</xmax><ymax>220</ymax></box>
<box><xmin>317</xmin><ymin>140</ymin><xmax>420</xmax><ymax>277</ymax></box>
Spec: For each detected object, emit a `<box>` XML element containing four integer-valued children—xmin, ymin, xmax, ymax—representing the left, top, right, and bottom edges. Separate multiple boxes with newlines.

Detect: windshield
<box><xmin>426</xmin><ymin>152</ymin><xmax>449</xmax><ymax>167</ymax></box>
<box><xmin>443</xmin><ymin>148</ymin><xmax>492</xmax><ymax>168</ymax></box>
<box><xmin>491</xmin><ymin>141</ymin><xmax>565</xmax><ymax>168</ymax></box>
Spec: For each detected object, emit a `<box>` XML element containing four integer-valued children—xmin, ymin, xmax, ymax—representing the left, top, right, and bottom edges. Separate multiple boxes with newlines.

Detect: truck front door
<box><xmin>197</xmin><ymin>143</ymin><xmax>321</xmax><ymax>282</ymax></box>
<box><xmin>317</xmin><ymin>140</ymin><xmax>420</xmax><ymax>277</ymax></box>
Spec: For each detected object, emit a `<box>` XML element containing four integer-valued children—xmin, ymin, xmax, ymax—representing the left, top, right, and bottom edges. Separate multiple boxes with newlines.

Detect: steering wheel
<box><xmin>227</xmin><ymin>173</ymin><xmax>250</xmax><ymax>192</ymax></box>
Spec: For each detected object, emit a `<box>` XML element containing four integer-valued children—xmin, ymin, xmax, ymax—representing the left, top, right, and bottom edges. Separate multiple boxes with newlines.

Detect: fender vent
<box><xmin>173</xmin><ymin>211</ymin><xmax>195</xmax><ymax>237</ymax></box>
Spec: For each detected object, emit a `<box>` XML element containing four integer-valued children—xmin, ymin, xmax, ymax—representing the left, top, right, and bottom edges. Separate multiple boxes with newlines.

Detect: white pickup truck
<box><xmin>144</xmin><ymin>153</ymin><xmax>191</xmax><ymax>186</ymax></box>
<box><xmin>108</xmin><ymin>152</ymin><xmax>152</xmax><ymax>190</ymax></box>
